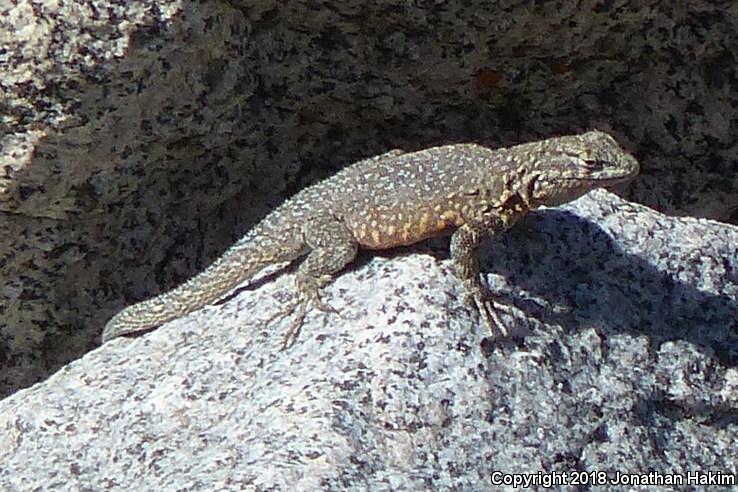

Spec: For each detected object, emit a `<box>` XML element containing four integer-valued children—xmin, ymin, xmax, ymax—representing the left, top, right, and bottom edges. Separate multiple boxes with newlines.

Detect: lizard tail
<box><xmin>102</xmin><ymin>239</ymin><xmax>301</xmax><ymax>343</ymax></box>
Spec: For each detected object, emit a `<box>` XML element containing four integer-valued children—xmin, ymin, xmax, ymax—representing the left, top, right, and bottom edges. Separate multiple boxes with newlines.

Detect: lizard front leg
<box><xmin>450</xmin><ymin>219</ymin><xmax>511</xmax><ymax>338</ymax></box>
<box><xmin>274</xmin><ymin>215</ymin><xmax>358</xmax><ymax>348</ymax></box>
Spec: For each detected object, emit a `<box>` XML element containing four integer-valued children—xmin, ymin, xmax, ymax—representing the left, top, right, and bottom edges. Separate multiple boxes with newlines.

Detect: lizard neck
<box><xmin>489</xmin><ymin>166</ymin><xmax>542</xmax><ymax>212</ymax></box>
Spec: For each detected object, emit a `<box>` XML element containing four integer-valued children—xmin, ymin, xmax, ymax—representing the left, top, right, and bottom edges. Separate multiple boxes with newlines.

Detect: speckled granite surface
<box><xmin>1</xmin><ymin>0</ymin><xmax>737</xmax><ymax>421</ymax></box>
<box><xmin>0</xmin><ymin>191</ymin><xmax>736</xmax><ymax>490</ymax></box>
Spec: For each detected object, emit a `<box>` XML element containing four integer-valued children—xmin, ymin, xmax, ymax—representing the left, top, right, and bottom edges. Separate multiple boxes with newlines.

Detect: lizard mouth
<box><xmin>560</xmin><ymin>159</ymin><xmax>639</xmax><ymax>187</ymax></box>
<box><xmin>587</xmin><ymin>174</ymin><xmax>637</xmax><ymax>187</ymax></box>
<box><xmin>559</xmin><ymin>173</ymin><xmax>634</xmax><ymax>185</ymax></box>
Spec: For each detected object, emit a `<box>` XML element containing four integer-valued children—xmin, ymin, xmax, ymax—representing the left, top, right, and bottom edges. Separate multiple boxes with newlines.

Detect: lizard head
<box><xmin>524</xmin><ymin>130</ymin><xmax>640</xmax><ymax>207</ymax></box>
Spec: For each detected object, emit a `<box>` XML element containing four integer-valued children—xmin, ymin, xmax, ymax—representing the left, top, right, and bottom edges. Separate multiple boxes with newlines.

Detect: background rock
<box><xmin>1</xmin><ymin>0</ymin><xmax>736</xmax><ymax>407</ymax></box>
<box><xmin>0</xmin><ymin>192</ymin><xmax>736</xmax><ymax>490</ymax></box>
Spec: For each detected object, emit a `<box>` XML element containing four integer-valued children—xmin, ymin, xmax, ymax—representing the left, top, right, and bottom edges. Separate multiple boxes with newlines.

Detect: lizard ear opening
<box><xmin>525</xmin><ymin>174</ymin><xmax>545</xmax><ymax>203</ymax></box>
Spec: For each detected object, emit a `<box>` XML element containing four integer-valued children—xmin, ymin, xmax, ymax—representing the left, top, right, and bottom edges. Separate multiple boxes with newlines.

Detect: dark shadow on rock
<box><xmin>478</xmin><ymin>208</ymin><xmax>737</xmax><ymax>367</ymax></box>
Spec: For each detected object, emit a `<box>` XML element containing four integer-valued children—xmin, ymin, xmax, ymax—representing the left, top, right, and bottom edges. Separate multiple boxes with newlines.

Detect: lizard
<box><xmin>102</xmin><ymin>130</ymin><xmax>639</xmax><ymax>347</ymax></box>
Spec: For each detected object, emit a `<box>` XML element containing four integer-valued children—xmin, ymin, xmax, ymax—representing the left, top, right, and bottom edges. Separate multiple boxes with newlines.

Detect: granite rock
<box><xmin>0</xmin><ymin>191</ymin><xmax>735</xmax><ymax>490</ymax></box>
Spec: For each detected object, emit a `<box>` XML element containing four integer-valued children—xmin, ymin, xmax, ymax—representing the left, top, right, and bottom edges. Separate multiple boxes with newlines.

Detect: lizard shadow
<box><xmin>471</xmin><ymin>208</ymin><xmax>738</xmax><ymax>368</ymax></box>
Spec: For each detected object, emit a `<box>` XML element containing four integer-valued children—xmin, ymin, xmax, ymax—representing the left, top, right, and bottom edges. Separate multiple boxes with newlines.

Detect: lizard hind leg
<box><xmin>268</xmin><ymin>216</ymin><xmax>358</xmax><ymax>349</ymax></box>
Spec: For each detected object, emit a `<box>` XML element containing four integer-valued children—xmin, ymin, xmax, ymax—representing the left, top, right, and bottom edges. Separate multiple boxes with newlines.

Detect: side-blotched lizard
<box><xmin>102</xmin><ymin>131</ymin><xmax>639</xmax><ymax>346</ymax></box>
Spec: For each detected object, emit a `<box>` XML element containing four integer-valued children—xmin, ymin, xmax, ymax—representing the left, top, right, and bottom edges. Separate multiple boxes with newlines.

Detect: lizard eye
<box><xmin>583</xmin><ymin>158</ymin><xmax>607</xmax><ymax>170</ymax></box>
<box><xmin>562</xmin><ymin>150</ymin><xmax>608</xmax><ymax>171</ymax></box>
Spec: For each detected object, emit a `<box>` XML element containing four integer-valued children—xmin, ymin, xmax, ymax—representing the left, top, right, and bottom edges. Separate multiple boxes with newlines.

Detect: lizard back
<box><xmin>312</xmin><ymin>144</ymin><xmax>507</xmax><ymax>249</ymax></box>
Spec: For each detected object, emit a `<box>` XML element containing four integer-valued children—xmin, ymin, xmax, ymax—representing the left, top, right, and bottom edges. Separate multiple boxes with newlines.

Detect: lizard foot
<box><xmin>462</xmin><ymin>280</ymin><xmax>510</xmax><ymax>338</ymax></box>
<box><xmin>280</xmin><ymin>300</ymin><xmax>309</xmax><ymax>349</ymax></box>
<box><xmin>262</xmin><ymin>296</ymin><xmax>310</xmax><ymax>349</ymax></box>
<box><xmin>267</xmin><ymin>274</ymin><xmax>340</xmax><ymax>349</ymax></box>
